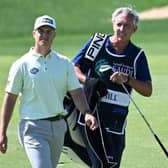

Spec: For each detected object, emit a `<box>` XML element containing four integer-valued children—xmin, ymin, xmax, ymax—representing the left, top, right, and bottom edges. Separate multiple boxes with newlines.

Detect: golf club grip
<box><xmin>154</xmin><ymin>134</ymin><xmax>168</xmax><ymax>158</ymax></box>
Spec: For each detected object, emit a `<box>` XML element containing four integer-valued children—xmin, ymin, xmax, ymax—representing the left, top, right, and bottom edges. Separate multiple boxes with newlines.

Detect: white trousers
<box><xmin>18</xmin><ymin>119</ymin><xmax>67</xmax><ymax>168</ymax></box>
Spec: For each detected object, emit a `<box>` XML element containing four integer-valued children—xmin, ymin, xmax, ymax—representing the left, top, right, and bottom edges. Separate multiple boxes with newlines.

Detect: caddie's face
<box><xmin>33</xmin><ymin>26</ymin><xmax>56</xmax><ymax>48</ymax></box>
<box><xmin>112</xmin><ymin>13</ymin><xmax>137</xmax><ymax>42</ymax></box>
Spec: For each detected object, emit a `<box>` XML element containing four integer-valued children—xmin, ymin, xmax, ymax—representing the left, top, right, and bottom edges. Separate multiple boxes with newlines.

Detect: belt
<box><xmin>39</xmin><ymin>115</ymin><xmax>65</xmax><ymax>121</ymax></box>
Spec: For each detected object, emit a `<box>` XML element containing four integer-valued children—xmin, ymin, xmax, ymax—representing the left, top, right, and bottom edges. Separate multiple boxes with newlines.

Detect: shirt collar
<box><xmin>30</xmin><ymin>48</ymin><xmax>52</xmax><ymax>59</ymax></box>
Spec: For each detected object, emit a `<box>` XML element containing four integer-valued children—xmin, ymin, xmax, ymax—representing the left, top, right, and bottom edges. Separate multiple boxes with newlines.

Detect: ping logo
<box><xmin>30</xmin><ymin>67</ymin><xmax>39</xmax><ymax>74</ymax></box>
<box><xmin>85</xmin><ymin>33</ymin><xmax>107</xmax><ymax>61</ymax></box>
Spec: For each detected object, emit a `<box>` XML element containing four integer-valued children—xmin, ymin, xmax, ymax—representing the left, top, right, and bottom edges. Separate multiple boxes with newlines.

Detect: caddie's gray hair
<box><xmin>112</xmin><ymin>7</ymin><xmax>139</xmax><ymax>26</ymax></box>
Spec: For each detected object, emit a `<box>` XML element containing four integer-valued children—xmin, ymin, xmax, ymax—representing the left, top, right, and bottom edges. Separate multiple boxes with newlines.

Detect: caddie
<box><xmin>72</xmin><ymin>7</ymin><xmax>152</xmax><ymax>168</ymax></box>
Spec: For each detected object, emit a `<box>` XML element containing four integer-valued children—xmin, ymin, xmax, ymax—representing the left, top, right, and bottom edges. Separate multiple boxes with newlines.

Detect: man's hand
<box><xmin>84</xmin><ymin>113</ymin><xmax>98</xmax><ymax>131</ymax></box>
<box><xmin>0</xmin><ymin>134</ymin><xmax>8</xmax><ymax>154</ymax></box>
<box><xmin>110</xmin><ymin>71</ymin><xmax>129</xmax><ymax>84</ymax></box>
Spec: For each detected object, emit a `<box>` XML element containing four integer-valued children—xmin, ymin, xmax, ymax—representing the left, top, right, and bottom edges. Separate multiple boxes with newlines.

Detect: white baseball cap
<box><xmin>34</xmin><ymin>15</ymin><xmax>56</xmax><ymax>30</ymax></box>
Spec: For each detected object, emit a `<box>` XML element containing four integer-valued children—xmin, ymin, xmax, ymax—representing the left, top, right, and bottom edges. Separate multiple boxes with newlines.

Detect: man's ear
<box><xmin>32</xmin><ymin>30</ymin><xmax>35</xmax><ymax>38</ymax></box>
<box><xmin>54</xmin><ymin>31</ymin><xmax>56</xmax><ymax>38</ymax></box>
<box><xmin>133</xmin><ymin>26</ymin><xmax>138</xmax><ymax>33</ymax></box>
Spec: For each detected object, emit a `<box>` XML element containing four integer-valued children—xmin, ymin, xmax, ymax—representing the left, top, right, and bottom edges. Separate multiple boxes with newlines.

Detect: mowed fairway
<box><xmin>0</xmin><ymin>33</ymin><xmax>168</xmax><ymax>168</ymax></box>
<box><xmin>0</xmin><ymin>0</ymin><xmax>168</xmax><ymax>167</ymax></box>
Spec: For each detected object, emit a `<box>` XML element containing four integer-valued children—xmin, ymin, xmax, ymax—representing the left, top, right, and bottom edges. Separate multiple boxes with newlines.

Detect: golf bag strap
<box><xmin>84</xmin><ymin>32</ymin><xmax>108</xmax><ymax>61</ymax></box>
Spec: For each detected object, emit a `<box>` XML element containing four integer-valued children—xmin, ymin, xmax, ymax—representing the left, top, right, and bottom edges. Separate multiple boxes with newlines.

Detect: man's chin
<box><xmin>117</xmin><ymin>36</ymin><xmax>127</xmax><ymax>42</ymax></box>
<box><xmin>39</xmin><ymin>41</ymin><xmax>48</xmax><ymax>46</ymax></box>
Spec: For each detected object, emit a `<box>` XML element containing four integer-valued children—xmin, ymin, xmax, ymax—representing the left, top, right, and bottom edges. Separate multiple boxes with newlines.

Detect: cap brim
<box><xmin>34</xmin><ymin>23</ymin><xmax>56</xmax><ymax>30</ymax></box>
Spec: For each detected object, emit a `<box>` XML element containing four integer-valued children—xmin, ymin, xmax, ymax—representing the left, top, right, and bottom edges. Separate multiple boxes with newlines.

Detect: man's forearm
<box><xmin>69</xmin><ymin>88</ymin><xmax>91</xmax><ymax>115</ymax></box>
<box><xmin>73</xmin><ymin>64</ymin><xmax>87</xmax><ymax>84</ymax></box>
<box><xmin>0</xmin><ymin>93</ymin><xmax>17</xmax><ymax>136</ymax></box>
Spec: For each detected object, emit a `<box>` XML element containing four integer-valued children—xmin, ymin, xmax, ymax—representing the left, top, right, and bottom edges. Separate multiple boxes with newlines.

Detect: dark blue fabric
<box><xmin>72</xmin><ymin>33</ymin><xmax>152</xmax><ymax>168</ymax></box>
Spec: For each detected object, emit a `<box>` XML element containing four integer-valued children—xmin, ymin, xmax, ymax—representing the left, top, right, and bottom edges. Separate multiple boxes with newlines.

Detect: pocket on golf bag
<box><xmin>101</xmin><ymin>106</ymin><xmax>128</xmax><ymax>135</ymax></box>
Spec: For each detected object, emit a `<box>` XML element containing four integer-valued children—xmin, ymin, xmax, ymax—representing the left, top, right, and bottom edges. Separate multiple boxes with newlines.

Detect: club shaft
<box><xmin>100</xmin><ymin>66</ymin><xmax>168</xmax><ymax>158</ymax></box>
<box><xmin>121</xmin><ymin>83</ymin><xmax>168</xmax><ymax>158</ymax></box>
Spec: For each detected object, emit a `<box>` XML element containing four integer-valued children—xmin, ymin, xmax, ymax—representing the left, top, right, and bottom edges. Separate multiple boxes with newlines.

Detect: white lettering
<box><xmin>101</xmin><ymin>89</ymin><xmax>130</xmax><ymax>107</ymax></box>
<box><xmin>85</xmin><ymin>33</ymin><xmax>107</xmax><ymax>61</ymax></box>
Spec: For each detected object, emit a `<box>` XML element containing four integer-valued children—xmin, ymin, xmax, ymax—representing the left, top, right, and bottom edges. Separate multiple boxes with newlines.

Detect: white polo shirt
<box><xmin>5</xmin><ymin>49</ymin><xmax>80</xmax><ymax>120</ymax></box>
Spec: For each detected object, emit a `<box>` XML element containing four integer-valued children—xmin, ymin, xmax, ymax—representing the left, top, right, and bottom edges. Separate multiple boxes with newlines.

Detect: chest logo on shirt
<box><xmin>30</xmin><ymin>67</ymin><xmax>39</xmax><ymax>74</ymax></box>
<box><xmin>95</xmin><ymin>59</ymin><xmax>110</xmax><ymax>77</ymax></box>
<box><xmin>95</xmin><ymin>59</ymin><xmax>134</xmax><ymax>78</ymax></box>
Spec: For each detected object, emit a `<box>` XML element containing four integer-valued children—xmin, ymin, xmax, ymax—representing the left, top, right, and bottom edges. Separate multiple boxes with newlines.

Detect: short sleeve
<box><xmin>5</xmin><ymin>61</ymin><xmax>23</xmax><ymax>95</ymax></box>
<box><xmin>67</xmin><ymin>60</ymin><xmax>81</xmax><ymax>91</ymax></box>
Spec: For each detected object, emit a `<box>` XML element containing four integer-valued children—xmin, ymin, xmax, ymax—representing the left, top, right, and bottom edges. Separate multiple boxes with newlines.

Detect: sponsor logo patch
<box><xmin>30</xmin><ymin>67</ymin><xmax>39</xmax><ymax>74</ymax></box>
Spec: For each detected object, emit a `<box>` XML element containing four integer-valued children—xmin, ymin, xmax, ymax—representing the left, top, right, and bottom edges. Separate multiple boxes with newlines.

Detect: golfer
<box><xmin>0</xmin><ymin>15</ymin><xmax>97</xmax><ymax>168</ymax></box>
<box><xmin>72</xmin><ymin>7</ymin><xmax>152</xmax><ymax>167</ymax></box>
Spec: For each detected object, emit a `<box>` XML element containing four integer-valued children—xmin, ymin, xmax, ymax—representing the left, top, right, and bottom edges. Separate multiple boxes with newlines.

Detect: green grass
<box><xmin>0</xmin><ymin>34</ymin><xmax>168</xmax><ymax>168</ymax></box>
<box><xmin>0</xmin><ymin>0</ymin><xmax>167</xmax><ymax>38</ymax></box>
<box><xmin>0</xmin><ymin>1</ymin><xmax>168</xmax><ymax>167</ymax></box>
